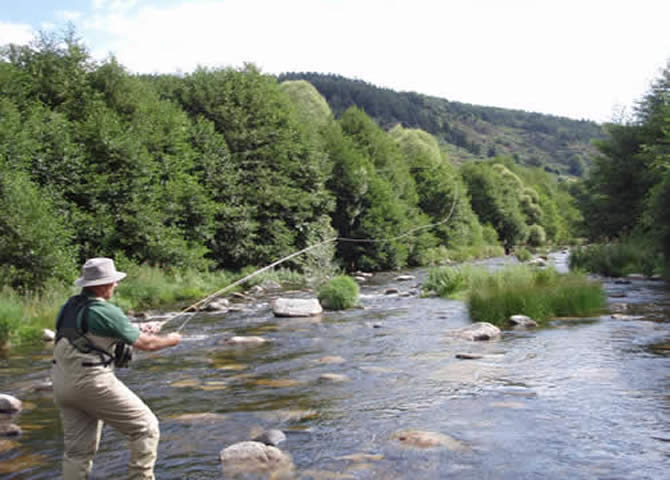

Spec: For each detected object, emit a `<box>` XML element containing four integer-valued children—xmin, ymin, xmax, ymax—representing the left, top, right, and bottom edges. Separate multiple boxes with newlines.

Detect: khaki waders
<box><xmin>51</xmin><ymin>338</ymin><xmax>159</xmax><ymax>480</ymax></box>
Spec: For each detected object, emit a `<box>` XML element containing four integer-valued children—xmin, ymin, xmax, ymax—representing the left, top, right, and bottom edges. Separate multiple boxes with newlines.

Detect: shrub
<box><xmin>515</xmin><ymin>247</ymin><xmax>533</xmax><ymax>262</ymax></box>
<box><xmin>527</xmin><ymin>224</ymin><xmax>547</xmax><ymax>247</ymax></box>
<box><xmin>318</xmin><ymin>275</ymin><xmax>359</xmax><ymax>310</ymax></box>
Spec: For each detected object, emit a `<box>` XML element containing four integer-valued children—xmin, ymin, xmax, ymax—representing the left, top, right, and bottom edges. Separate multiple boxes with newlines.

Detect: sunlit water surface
<box><xmin>1</xmin><ymin>253</ymin><xmax>668</xmax><ymax>479</ymax></box>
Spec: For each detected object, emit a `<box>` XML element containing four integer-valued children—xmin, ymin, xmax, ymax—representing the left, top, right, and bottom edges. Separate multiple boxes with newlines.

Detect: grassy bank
<box><xmin>569</xmin><ymin>239</ymin><xmax>663</xmax><ymax>278</ymax></box>
<box><xmin>0</xmin><ymin>265</ymin><xmax>307</xmax><ymax>347</ymax></box>
<box><xmin>424</xmin><ymin>264</ymin><xmax>606</xmax><ymax>326</ymax></box>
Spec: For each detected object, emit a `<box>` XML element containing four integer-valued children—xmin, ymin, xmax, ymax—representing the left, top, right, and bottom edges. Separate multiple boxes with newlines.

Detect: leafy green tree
<box><xmin>0</xmin><ymin>168</ymin><xmax>77</xmax><ymax>290</ymax></box>
<box><xmin>461</xmin><ymin>162</ymin><xmax>527</xmax><ymax>252</ymax></box>
<box><xmin>174</xmin><ymin>65</ymin><xmax>334</xmax><ymax>268</ymax></box>
<box><xmin>389</xmin><ymin>125</ymin><xmax>485</xmax><ymax>249</ymax></box>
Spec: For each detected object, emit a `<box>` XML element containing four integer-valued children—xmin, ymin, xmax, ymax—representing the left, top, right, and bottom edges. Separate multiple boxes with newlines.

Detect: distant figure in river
<box><xmin>51</xmin><ymin>257</ymin><xmax>181</xmax><ymax>480</ymax></box>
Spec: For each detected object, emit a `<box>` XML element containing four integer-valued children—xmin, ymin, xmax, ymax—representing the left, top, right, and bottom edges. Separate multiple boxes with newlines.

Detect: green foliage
<box><xmin>461</xmin><ymin>162</ymin><xmax>528</xmax><ymax>251</ymax></box>
<box><xmin>574</xmin><ymin>61</ymin><xmax>669</xmax><ymax>276</ymax></box>
<box><xmin>317</xmin><ymin>275</ymin><xmax>360</xmax><ymax>310</ymax></box>
<box><xmin>0</xmin><ymin>291</ymin><xmax>22</xmax><ymax>345</ymax></box>
<box><xmin>527</xmin><ymin>225</ymin><xmax>547</xmax><ymax>247</ymax></box>
<box><xmin>569</xmin><ymin>239</ymin><xmax>662</xmax><ymax>277</ymax></box>
<box><xmin>280</xmin><ymin>80</ymin><xmax>333</xmax><ymax>130</ymax></box>
<box><xmin>423</xmin><ymin>266</ymin><xmax>480</xmax><ymax>298</ymax></box>
<box><xmin>515</xmin><ymin>247</ymin><xmax>533</xmax><ymax>262</ymax></box>
<box><xmin>390</xmin><ymin>125</ymin><xmax>487</xmax><ymax>250</ymax></box>
<box><xmin>0</xmin><ymin>169</ymin><xmax>77</xmax><ymax>290</ymax></box>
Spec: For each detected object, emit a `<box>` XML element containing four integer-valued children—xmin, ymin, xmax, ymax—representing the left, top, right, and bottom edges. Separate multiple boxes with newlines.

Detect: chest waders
<box><xmin>55</xmin><ymin>295</ymin><xmax>132</xmax><ymax>368</ymax></box>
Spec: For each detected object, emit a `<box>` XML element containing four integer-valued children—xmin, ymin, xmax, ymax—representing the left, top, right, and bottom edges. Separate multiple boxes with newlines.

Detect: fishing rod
<box><xmin>162</xmin><ymin>182</ymin><xmax>460</xmax><ymax>333</ymax></box>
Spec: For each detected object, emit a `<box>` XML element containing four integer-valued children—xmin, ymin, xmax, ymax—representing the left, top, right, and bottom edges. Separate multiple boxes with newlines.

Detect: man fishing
<box><xmin>51</xmin><ymin>257</ymin><xmax>181</xmax><ymax>480</ymax></box>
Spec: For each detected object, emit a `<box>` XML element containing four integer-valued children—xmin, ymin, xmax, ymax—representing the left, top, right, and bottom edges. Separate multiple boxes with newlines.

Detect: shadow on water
<box><xmin>1</xmin><ymin>252</ymin><xmax>669</xmax><ymax>479</ymax></box>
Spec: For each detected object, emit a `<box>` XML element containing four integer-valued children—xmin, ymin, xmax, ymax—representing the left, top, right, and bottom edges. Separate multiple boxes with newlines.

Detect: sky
<box><xmin>1</xmin><ymin>0</ymin><xmax>668</xmax><ymax>123</ymax></box>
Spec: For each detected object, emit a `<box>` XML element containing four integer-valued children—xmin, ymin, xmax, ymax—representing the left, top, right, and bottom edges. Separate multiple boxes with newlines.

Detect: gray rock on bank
<box><xmin>0</xmin><ymin>394</ymin><xmax>22</xmax><ymax>414</ymax></box>
<box><xmin>272</xmin><ymin>298</ymin><xmax>322</xmax><ymax>317</ymax></box>
<box><xmin>220</xmin><ymin>441</ymin><xmax>294</xmax><ymax>477</ymax></box>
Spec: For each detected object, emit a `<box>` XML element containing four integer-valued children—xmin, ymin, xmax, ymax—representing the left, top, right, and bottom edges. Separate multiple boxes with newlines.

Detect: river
<box><xmin>1</xmin><ymin>252</ymin><xmax>669</xmax><ymax>479</ymax></box>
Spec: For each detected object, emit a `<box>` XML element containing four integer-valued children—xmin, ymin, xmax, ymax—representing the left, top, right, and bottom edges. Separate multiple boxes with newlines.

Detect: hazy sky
<box><xmin>1</xmin><ymin>0</ymin><xmax>668</xmax><ymax>123</ymax></box>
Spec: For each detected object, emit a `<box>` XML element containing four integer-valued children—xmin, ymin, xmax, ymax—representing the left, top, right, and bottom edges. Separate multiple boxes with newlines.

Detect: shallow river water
<box><xmin>1</xmin><ymin>252</ymin><xmax>669</xmax><ymax>479</ymax></box>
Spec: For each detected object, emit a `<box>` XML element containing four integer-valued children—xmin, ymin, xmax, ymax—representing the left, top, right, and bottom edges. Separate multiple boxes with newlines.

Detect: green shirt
<box><xmin>82</xmin><ymin>289</ymin><xmax>141</xmax><ymax>345</ymax></box>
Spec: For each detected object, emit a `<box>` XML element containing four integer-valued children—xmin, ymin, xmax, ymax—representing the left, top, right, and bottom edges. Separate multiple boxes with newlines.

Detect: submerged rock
<box><xmin>220</xmin><ymin>336</ymin><xmax>268</xmax><ymax>346</ymax></box>
<box><xmin>455</xmin><ymin>353</ymin><xmax>484</xmax><ymax>360</ymax></box>
<box><xmin>220</xmin><ymin>441</ymin><xmax>294</xmax><ymax>476</ymax></box>
<box><xmin>395</xmin><ymin>275</ymin><xmax>415</xmax><ymax>281</ymax></box>
<box><xmin>451</xmin><ymin>322</ymin><xmax>501</xmax><ymax>341</ymax></box>
<box><xmin>0</xmin><ymin>423</ymin><xmax>21</xmax><ymax>437</ymax></box>
<box><xmin>272</xmin><ymin>298</ymin><xmax>323</xmax><ymax>317</ymax></box>
<box><xmin>392</xmin><ymin>429</ymin><xmax>465</xmax><ymax>450</ymax></box>
<box><xmin>0</xmin><ymin>394</ymin><xmax>21</xmax><ymax>414</ymax></box>
<box><xmin>318</xmin><ymin>373</ymin><xmax>350</xmax><ymax>383</ymax></box>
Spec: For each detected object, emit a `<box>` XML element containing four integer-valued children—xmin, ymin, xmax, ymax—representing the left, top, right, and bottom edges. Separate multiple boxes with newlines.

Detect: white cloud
<box><xmin>0</xmin><ymin>22</ymin><xmax>34</xmax><ymax>46</ymax></box>
<box><xmin>68</xmin><ymin>0</ymin><xmax>670</xmax><ymax>122</ymax></box>
<box><xmin>57</xmin><ymin>10</ymin><xmax>84</xmax><ymax>22</ymax></box>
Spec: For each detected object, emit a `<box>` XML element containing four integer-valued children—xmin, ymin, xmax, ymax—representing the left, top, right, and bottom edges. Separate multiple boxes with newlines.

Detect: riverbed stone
<box><xmin>609</xmin><ymin>303</ymin><xmax>629</xmax><ymax>313</ymax></box>
<box><xmin>272</xmin><ymin>298</ymin><xmax>323</xmax><ymax>317</ymax></box>
<box><xmin>451</xmin><ymin>322</ymin><xmax>501</xmax><ymax>341</ymax></box>
<box><xmin>202</xmin><ymin>298</ymin><xmax>230</xmax><ymax>312</ymax></box>
<box><xmin>394</xmin><ymin>275</ymin><xmax>415</xmax><ymax>281</ymax></box>
<box><xmin>221</xmin><ymin>336</ymin><xmax>268</xmax><ymax>346</ymax></box>
<box><xmin>384</xmin><ymin>288</ymin><xmax>399</xmax><ymax>295</ymax></box>
<box><xmin>0</xmin><ymin>394</ymin><xmax>21</xmax><ymax>414</ymax></box>
<box><xmin>455</xmin><ymin>353</ymin><xmax>484</xmax><ymax>360</ymax></box>
<box><xmin>220</xmin><ymin>441</ymin><xmax>294</xmax><ymax>477</ymax></box>
<box><xmin>507</xmin><ymin>315</ymin><xmax>538</xmax><ymax>328</ymax></box>
<box><xmin>0</xmin><ymin>423</ymin><xmax>21</xmax><ymax>437</ymax></box>
<box><xmin>42</xmin><ymin>329</ymin><xmax>55</xmax><ymax>342</ymax></box>
<box><xmin>318</xmin><ymin>373</ymin><xmax>350</xmax><ymax>383</ymax></box>
<box><xmin>252</xmin><ymin>429</ymin><xmax>287</xmax><ymax>446</ymax></box>
<box><xmin>392</xmin><ymin>430</ymin><xmax>465</xmax><ymax>450</ymax></box>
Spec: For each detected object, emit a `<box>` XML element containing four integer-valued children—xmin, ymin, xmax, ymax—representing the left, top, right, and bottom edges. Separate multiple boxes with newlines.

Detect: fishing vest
<box><xmin>55</xmin><ymin>294</ymin><xmax>130</xmax><ymax>367</ymax></box>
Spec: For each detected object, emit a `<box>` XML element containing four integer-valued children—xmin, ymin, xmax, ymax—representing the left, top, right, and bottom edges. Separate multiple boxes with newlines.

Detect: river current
<box><xmin>1</xmin><ymin>252</ymin><xmax>668</xmax><ymax>479</ymax></box>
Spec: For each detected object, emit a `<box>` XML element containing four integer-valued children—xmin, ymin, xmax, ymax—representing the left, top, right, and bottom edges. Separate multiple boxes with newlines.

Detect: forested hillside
<box><xmin>279</xmin><ymin>72</ymin><xmax>604</xmax><ymax>176</ymax></box>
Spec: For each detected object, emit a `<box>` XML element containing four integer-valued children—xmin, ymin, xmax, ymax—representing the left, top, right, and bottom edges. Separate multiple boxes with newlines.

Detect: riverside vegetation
<box><xmin>0</xmin><ymin>30</ymin><xmax>667</xmax><ymax>345</ymax></box>
<box><xmin>423</xmin><ymin>265</ymin><xmax>606</xmax><ymax>326</ymax></box>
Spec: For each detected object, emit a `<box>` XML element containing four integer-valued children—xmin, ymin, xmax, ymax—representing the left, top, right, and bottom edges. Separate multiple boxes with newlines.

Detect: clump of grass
<box><xmin>318</xmin><ymin>275</ymin><xmax>360</xmax><ymax>310</ymax></box>
<box><xmin>426</xmin><ymin>264</ymin><xmax>605</xmax><ymax>326</ymax></box>
<box><xmin>468</xmin><ymin>266</ymin><xmax>605</xmax><ymax>326</ymax></box>
<box><xmin>569</xmin><ymin>239</ymin><xmax>662</xmax><ymax>277</ymax></box>
<box><xmin>424</xmin><ymin>265</ymin><xmax>481</xmax><ymax>298</ymax></box>
<box><xmin>0</xmin><ymin>290</ymin><xmax>23</xmax><ymax>345</ymax></box>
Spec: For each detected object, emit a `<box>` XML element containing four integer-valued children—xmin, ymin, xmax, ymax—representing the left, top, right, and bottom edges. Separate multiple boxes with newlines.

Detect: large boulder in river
<box><xmin>220</xmin><ymin>441</ymin><xmax>294</xmax><ymax>477</ymax></box>
<box><xmin>272</xmin><ymin>298</ymin><xmax>322</xmax><ymax>317</ymax></box>
<box><xmin>451</xmin><ymin>322</ymin><xmax>501</xmax><ymax>341</ymax></box>
<box><xmin>0</xmin><ymin>394</ymin><xmax>21</xmax><ymax>414</ymax></box>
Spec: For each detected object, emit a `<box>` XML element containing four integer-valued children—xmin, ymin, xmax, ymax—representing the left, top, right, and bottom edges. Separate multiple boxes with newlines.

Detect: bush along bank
<box><xmin>424</xmin><ymin>264</ymin><xmax>606</xmax><ymax>327</ymax></box>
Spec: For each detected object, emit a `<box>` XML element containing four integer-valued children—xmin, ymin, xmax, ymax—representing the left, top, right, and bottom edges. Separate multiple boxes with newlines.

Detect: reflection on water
<box><xmin>1</xmin><ymin>253</ymin><xmax>669</xmax><ymax>479</ymax></box>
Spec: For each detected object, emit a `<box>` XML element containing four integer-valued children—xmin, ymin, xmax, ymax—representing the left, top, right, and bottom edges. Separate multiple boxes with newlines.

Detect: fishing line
<box><xmin>164</xmin><ymin>182</ymin><xmax>460</xmax><ymax>333</ymax></box>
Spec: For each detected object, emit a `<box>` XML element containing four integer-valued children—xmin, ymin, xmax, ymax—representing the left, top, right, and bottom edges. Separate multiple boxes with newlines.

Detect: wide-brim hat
<box><xmin>74</xmin><ymin>258</ymin><xmax>127</xmax><ymax>287</ymax></box>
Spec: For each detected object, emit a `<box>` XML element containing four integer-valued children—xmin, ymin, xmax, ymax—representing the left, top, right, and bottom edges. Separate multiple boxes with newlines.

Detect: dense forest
<box><xmin>279</xmin><ymin>72</ymin><xmax>604</xmax><ymax>175</ymax></box>
<box><xmin>0</xmin><ymin>31</ymin><xmax>667</xmax><ymax>294</ymax></box>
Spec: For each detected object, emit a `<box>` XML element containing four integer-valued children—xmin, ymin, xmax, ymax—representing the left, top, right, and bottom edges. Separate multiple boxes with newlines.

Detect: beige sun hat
<box><xmin>74</xmin><ymin>258</ymin><xmax>127</xmax><ymax>287</ymax></box>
